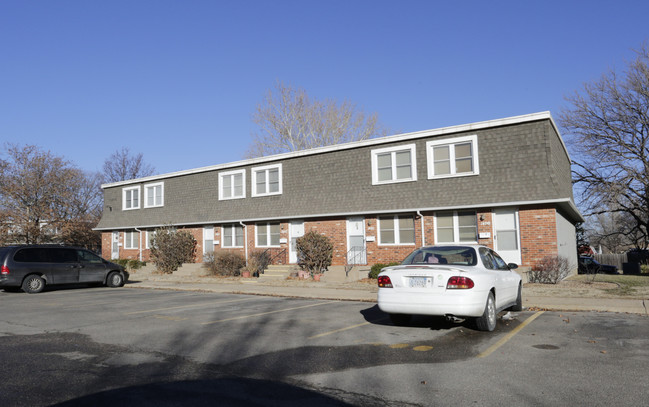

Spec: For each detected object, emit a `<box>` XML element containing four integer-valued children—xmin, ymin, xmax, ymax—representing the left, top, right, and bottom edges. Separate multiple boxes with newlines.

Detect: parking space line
<box><xmin>201</xmin><ymin>301</ymin><xmax>337</xmax><ymax>325</ymax></box>
<box><xmin>124</xmin><ymin>297</ymin><xmax>255</xmax><ymax>315</ymax></box>
<box><xmin>478</xmin><ymin>311</ymin><xmax>545</xmax><ymax>358</ymax></box>
<box><xmin>308</xmin><ymin>317</ymin><xmax>388</xmax><ymax>339</ymax></box>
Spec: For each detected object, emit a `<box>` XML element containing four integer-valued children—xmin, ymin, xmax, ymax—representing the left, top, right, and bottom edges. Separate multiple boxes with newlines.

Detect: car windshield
<box><xmin>401</xmin><ymin>246</ymin><xmax>477</xmax><ymax>266</ymax></box>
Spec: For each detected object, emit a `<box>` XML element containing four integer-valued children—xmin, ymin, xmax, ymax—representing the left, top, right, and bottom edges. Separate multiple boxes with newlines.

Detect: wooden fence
<box><xmin>593</xmin><ymin>253</ymin><xmax>627</xmax><ymax>271</ymax></box>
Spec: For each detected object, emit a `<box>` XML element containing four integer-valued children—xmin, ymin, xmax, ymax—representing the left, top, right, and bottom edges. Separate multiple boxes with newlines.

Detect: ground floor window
<box><xmin>256</xmin><ymin>222</ymin><xmax>280</xmax><ymax>247</ymax></box>
<box><xmin>378</xmin><ymin>215</ymin><xmax>415</xmax><ymax>245</ymax></box>
<box><xmin>435</xmin><ymin>211</ymin><xmax>477</xmax><ymax>243</ymax></box>
<box><xmin>222</xmin><ymin>224</ymin><xmax>244</xmax><ymax>248</ymax></box>
<box><xmin>125</xmin><ymin>231</ymin><xmax>139</xmax><ymax>249</ymax></box>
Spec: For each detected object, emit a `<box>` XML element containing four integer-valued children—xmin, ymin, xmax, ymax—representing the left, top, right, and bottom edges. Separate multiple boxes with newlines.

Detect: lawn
<box><xmin>569</xmin><ymin>273</ymin><xmax>649</xmax><ymax>296</ymax></box>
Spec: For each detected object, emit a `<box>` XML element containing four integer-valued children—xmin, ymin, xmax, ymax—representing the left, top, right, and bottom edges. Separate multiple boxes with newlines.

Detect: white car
<box><xmin>377</xmin><ymin>245</ymin><xmax>522</xmax><ymax>331</ymax></box>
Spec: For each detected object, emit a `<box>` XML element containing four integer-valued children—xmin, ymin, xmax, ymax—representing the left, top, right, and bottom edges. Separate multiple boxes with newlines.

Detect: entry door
<box><xmin>289</xmin><ymin>220</ymin><xmax>305</xmax><ymax>264</ymax></box>
<box><xmin>111</xmin><ymin>231</ymin><xmax>120</xmax><ymax>260</ymax></box>
<box><xmin>347</xmin><ymin>217</ymin><xmax>366</xmax><ymax>265</ymax></box>
<box><xmin>493</xmin><ymin>208</ymin><xmax>521</xmax><ymax>265</ymax></box>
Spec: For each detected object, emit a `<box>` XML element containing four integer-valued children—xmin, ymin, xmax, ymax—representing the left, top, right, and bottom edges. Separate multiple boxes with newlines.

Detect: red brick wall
<box><xmin>519</xmin><ymin>205</ymin><xmax>558</xmax><ymax>267</ymax></box>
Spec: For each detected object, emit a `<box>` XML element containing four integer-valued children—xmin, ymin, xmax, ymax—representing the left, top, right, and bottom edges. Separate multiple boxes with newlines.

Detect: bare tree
<box><xmin>247</xmin><ymin>81</ymin><xmax>389</xmax><ymax>157</ymax></box>
<box><xmin>559</xmin><ymin>43</ymin><xmax>649</xmax><ymax>249</ymax></box>
<box><xmin>0</xmin><ymin>144</ymin><xmax>102</xmax><ymax>246</ymax></box>
<box><xmin>102</xmin><ymin>147</ymin><xmax>155</xmax><ymax>183</ymax></box>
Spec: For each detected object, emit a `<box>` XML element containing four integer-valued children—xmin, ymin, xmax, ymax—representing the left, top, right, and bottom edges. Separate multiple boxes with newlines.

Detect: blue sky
<box><xmin>2</xmin><ymin>0</ymin><xmax>648</xmax><ymax>176</ymax></box>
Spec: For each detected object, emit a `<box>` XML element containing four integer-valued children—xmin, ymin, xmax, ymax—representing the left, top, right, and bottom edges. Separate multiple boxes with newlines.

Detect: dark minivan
<box><xmin>0</xmin><ymin>245</ymin><xmax>129</xmax><ymax>293</ymax></box>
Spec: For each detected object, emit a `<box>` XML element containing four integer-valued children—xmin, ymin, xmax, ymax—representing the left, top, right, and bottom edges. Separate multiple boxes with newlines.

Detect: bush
<box><xmin>247</xmin><ymin>250</ymin><xmax>271</xmax><ymax>276</ymax></box>
<box><xmin>296</xmin><ymin>231</ymin><xmax>333</xmax><ymax>277</ymax></box>
<box><xmin>528</xmin><ymin>255</ymin><xmax>572</xmax><ymax>284</ymax></box>
<box><xmin>368</xmin><ymin>262</ymin><xmax>400</xmax><ymax>279</ymax></box>
<box><xmin>150</xmin><ymin>227</ymin><xmax>197</xmax><ymax>274</ymax></box>
<box><xmin>203</xmin><ymin>251</ymin><xmax>246</xmax><ymax>276</ymax></box>
<box><xmin>127</xmin><ymin>259</ymin><xmax>146</xmax><ymax>270</ymax></box>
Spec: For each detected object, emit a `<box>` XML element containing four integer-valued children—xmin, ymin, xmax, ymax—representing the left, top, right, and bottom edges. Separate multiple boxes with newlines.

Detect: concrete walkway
<box><xmin>125</xmin><ymin>273</ymin><xmax>649</xmax><ymax>315</ymax></box>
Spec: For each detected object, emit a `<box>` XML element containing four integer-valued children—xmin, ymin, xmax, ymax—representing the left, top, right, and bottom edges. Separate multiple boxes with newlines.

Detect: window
<box><xmin>123</xmin><ymin>186</ymin><xmax>140</xmax><ymax>210</ymax></box>
<box><xmin>146</xmin><ymin>230</ymin><xmax>155</xmax><ymax>249</ymax></box>
<box><xmin>78</xmin><ymin>250</ymin><xmax>103</xmax><ymax>264</ymax></box>
<box><xmin>219</xmin><ymin>170</ymin><xmax>246</xmax><ymax>200</ymax></box>
<box><xmin>427</xmin><ymin>135</ymin><xmax>479</xmax><ymax>178</ymax></box>
<box><xmin>435</xmin><ymin>211</ymin><xmax>477</xmax><ymax>243</ymax></box>
<box><xmin>125</xmin><ymin>231</ymin><xmax>139</xmax><ymax>249</ymax></box>
<box><xmin>222</xmin><ymin>224</ymin><xmax>244</xmax><ymax>248</ymax></box>
<box><xmin>378</xmin><ymin>215</ymin><xmax>415</xmax><ymax>245</ymax></box>
<box><xmin>252</xmin><ymin>164</ymin><xmax>282</xmax><ymax>197</ymax></box>
<box><xmin>256</xmin><ymin>222</ymin><xmax>280</xmax><ymax>247</ymax></box>
<box><xmin>144</xmin><ymin>182</ymin><xmax>164</xmax><ymax>208</ymax></box>
<box><xmin>371</xmin><ymin>144</ymin><xmax>417</xmax><ymax>185</ymax></box>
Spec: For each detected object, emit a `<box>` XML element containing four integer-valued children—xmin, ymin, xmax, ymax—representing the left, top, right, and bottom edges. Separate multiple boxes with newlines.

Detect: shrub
<box><xmin>127</xmin><ymin>259</ymin><xmax>146</xmax><ymax>270</ymax></box>
<box><xmin>296</xmin><ymin>231</ymin><xmax>333</xmax><ymax>277</ymax></box>
<box><xmin>248</xmin><ymin>250</ymin><xmax>271</xmax><ymax>276</ymax></box>
<box><xmin>641</xmin><ymin>264</ymin><xmax>649</xmax><ymax>274</ymax></box>
<box><xmin>368</xmin><ymin>262</ymin><xmax>400</xmax><ymax>279</ymax></box>
<box><xmin>149</xmin><ymin>227</ymin><xmax>197</xmax><ymax>274</ymax></box>
<box><xmin>528</xmin><ymin>255</ymin><xmax>573</xmax><ymax>284</ymax></box>
<box><xmin>203</xmin><ymin>251</ymin><xmax>246</xmax><ymax>276</ymax></box>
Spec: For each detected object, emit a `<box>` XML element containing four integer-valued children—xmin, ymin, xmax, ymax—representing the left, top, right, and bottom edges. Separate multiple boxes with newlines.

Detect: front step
<box><xmin>258</xmin><ymin>264</ymin><xmax>300</xmax><ymax>281</ymax></box>
<box><xmin>321</xmin><ymin>265</ymin><xmax>370</xmax><ymax>283</ymax></box>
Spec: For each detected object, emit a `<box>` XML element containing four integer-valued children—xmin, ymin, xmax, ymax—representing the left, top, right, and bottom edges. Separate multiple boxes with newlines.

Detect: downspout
<box><xmin>416</xmin><ymin>211</ymin><xmax>425</xmax><ymax>247</ymax></box>
<box><xmin>239</xmin><ymin>221</ymin><xmax>248</xmax><ymax>264</ymax></box>
<box><xmin>134</xmin><ymin>228</ymin><xmax>142</xmax><ymax>262</ymax></box>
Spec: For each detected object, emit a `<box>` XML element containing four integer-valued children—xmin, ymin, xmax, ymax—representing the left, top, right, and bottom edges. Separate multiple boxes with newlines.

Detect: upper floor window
<box><xmin>219</xmin><ymin>169</ymin><xmax>246</xmax><ymax>200</ymax></box>
<box><xmin>222</xmin><ymin>224</ymin><xmax>244</xmax><ymax>248</ymax></box>
<box><xmin>123</xmin><ymin>186</ymin><xmax>140</xmax><ymax>210</ymax></box>
<box><xmin>256</xmin><ymin>222</ymin><xmax>280</xmax><ymax>247</ymax></box>
<box><xmin>435</xmin><ymin>210</ymin><xmax>477</xmax><ymax>243</ymax></box>
<box><xmin>427</xmin><ymin>135</ymin><xmax>479</xmax><ymax>179</ymax></box>
<box><xmin>371</xmin><ymin>144</ymin><xmax>417</xmax><ymax>185</ymax></box>
<box><xmin>252</xmin><ymin>164</ymin><xmax>282</xmax><ymax>197</ymax></box>
<box><xmin>144</xmin><ymin>182</ymin><xmax>164</xmax><ymax>208</ymax></box>
<box><xmin>378</xmin><ymin>215</ymin><xmax>415</xmax><ymax>245</ymax></box>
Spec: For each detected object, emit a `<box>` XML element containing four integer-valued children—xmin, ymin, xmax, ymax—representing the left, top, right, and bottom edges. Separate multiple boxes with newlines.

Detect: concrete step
<box><xmin>258</xmin><ymin>264</ymin><xmax>300</xmax><ymax>281</ymax></box>
<box><xmin>321</xmin><ymin>265</ymin><xmax>369</xmax><ymax>283</ymax></box>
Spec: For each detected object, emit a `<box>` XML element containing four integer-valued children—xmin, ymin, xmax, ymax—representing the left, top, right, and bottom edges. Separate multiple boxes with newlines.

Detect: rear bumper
<box><xmin>377</xmin><ymin>288</ymin><xmax>488</xmax><ymax>318</ymax></box>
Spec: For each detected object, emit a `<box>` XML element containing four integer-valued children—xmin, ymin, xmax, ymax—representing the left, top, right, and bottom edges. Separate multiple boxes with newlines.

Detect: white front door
<box><xmin>111</xmin><ymin>231</ymin><xmax>120</xmax><ymax>260</ymax></box>
<box><xmin>493</xmin><ymin>208</ymin><xmax>522</xmax><ymax>265</ymax></box>
<box><xmin>346</xmin><ymin>217</ymin><xmax>366</xmax><ymax>265</ymax></box>
<box><xmin>289</xmin><ymin>220</ymin><xmax>305</xmax><ymax>264</ymax></box>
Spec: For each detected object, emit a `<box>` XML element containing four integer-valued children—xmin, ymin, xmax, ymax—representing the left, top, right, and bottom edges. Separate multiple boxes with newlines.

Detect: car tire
<box><xmin>475</xmin><ymin>292</ymin><xmax>497</xmax><ymax>332</ymax></box>
<box><xmin>389</xmin><ymin>313</ymin><xmax>412</xmax><ymax>326</ymax></box>
<box><xmin>509</xmin><ymin>284</ymin><xmax>523</xmax><ymax>312</ymax></box>
<box><xmin>22</xmin><ymin>275</ymin><xmax>45</xmax><ymax>294</ymax></box>
<box><xmin>106</xmin><ymin>272</ymin><xmax>124</xmax><ymax>288</ymax></box>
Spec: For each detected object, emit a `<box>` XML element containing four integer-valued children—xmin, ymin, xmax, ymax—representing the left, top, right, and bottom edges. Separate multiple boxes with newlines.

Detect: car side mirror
<box><xmin>508</xmin><ymin>263</ymin><xmax>518</xmax><ymax>269</ymax></box>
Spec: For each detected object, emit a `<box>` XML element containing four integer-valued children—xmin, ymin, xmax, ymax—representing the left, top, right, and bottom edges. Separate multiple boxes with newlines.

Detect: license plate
<box><xmin>409</xmin><ymin>277</ymin><xmax>430</xmax><ymax>288</ymax></box>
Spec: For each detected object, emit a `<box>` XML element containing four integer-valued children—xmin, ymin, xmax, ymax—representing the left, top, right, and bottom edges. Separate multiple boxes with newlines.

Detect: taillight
<box><xmin>1</xmin><ymin>265</ymin><xmax>9</xmax><ymax>275</ymax></box>
<box><xmin>378</xmin><ymin>275</ymin><xmax>393</xmax><ymax>288</ymax></box>
<box><xmin>447</xmin><ymin>276</ymin><xmax>474</xmax><ymax>289</ymax></box>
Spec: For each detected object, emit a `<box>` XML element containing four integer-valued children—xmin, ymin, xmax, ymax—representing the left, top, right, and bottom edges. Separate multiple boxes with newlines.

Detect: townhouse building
<box><xmin>95</xmin><ymin>112</ymin><xmax>583</xmax><ymax>272</ymax></box>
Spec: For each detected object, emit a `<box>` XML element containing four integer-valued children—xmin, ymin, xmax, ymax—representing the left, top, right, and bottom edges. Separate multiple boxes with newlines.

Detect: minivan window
<box><xmin>77</xmin><ymin>250</ymin><xmax>103</xmax><ymax>264</ymax></box>
<box><xmin>14</xmin><ymin>248</ymin><xmax>50</xmax><ymax>263</ymax></box>
<box><xmin>49</xmin><ymin>248</ymin><xmax>78</xmax><ymax>263</ymax></box>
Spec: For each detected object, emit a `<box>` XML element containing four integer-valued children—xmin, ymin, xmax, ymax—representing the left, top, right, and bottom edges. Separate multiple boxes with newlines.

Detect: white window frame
<box><xmin>218</xmin><ymin>169</ymin><xmax>246</xmax><ymax>200</ymax></box>
<box><xmin>222</xmin><ymin>224</ymin><xmax>244</xmax><ymax>248</ymax></box>
<box><xmin>251</xmin><ymin>164</ymin><xmax>282</xmax><ymax>197</ymax></box>
<box><xmin>434</xmin><ymin>210</ymin><xmax>478</xmax><ymax>244</ymax></box>
<box><xmin>122</xmin><ymin>186</ymin><xmax>140</xmax><ymax>210</ymax></box>
<box><xmin>378</xmin><ymin>215</ymin><xmax>416</xmax><ymax>246</ymax></box>
<box><xmin>146</xmin><ymin>230</ymin><xmax>155</xmax><ymax>250</ymax></box>
<box><xmin>427</xmin><ymin>135</ymin><xmax>479</xmax><ymax>179</ymax></box>
<box><xmin>144</xmin><ymin>182</ymin><xmax>164</xmax><ymax>208</ymax></box>
<box><xmin>371</xmin><ymin>144</ymin><xmax>417</xmax><ymax>185</ymax></box>
<box><xmin>125</xmin><ymin>230</ymin><xmax>140</xmax><ymax>249</ymax></box>
<box><xmin>255</xmin><ymin>222</ymin><xmax>281</xmax><ymax>247</ymax></box>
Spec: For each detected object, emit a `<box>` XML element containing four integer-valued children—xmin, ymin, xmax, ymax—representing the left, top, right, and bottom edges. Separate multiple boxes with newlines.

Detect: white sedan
<box><xmin>377</xmin><ymin>245</ymin><xmax>522</xmax><ymax>331</ymax></box>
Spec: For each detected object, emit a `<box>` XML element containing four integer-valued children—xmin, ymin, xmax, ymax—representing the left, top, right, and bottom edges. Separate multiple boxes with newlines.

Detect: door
<box><xmin>48</xmin><ymin>248</ymin><xmax>80</xmax><ymax>284</ymax></box>
<box><xmin>77</xmin><ymin>249</ymin><xmax>109</xmax><ymax>283</ymax></box>
<box><xmin>346</xmin><ymin>217</ymin><xmax>366</xmax><ymax>265</ymax></box>
<box><xmin>111</xmin><ymin>231</ymin><xmax>120</xmax><ymax>260</ymax></box>
<box><xmin>493</xmin><ymin>208</ymin><xmax>521</xmax><ymax>265</ymax></box>
<box><xmin>289</xmin><ymin>220</ymin><xmax>305</xmax><ymax>264</ymax></box>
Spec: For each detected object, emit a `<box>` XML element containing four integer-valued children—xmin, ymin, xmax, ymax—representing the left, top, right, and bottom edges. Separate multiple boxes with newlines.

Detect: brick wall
<box><xmin>519</xmin><ymin>205</ymin><xmax>558</xmax><ymax>266</ymax></box>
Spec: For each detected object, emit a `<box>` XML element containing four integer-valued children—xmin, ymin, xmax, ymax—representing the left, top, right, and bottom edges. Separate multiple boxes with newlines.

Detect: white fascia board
<box><xmin>101</xmin><ymin>111</ymin><xmax>560</xmax><ymax>189</ymax></box>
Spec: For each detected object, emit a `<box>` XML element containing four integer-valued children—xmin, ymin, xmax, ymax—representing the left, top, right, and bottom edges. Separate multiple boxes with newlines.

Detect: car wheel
<box><xmin>510</xmin><ymin>284</ymin><xmax>523</xmax><ymax>312</ymax></box>
<box><xmin>389</xmin><ymin>313</ymin><xmax>412</xmax><ymax>326</ymax></box>
<box><xmin>106</xmin><ymin>272</ymin><xmax>124</xmax><ymax>288</ymax></box>
<box><xmin>475</xmin><ymin>292</ymin><xmax>497</xmax><ymax>332</ymax></box>
<box><xmin>22</xmin><ymin>275</ymin><xmax>45</xmax><ymax>294</ymax></box>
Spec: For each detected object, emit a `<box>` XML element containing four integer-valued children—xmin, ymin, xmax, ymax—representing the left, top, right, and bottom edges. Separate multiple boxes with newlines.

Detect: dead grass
<box><xmin>525</xmin><ymin>274</ymin><xmax>649</xmax><ymax>299</ymax></box>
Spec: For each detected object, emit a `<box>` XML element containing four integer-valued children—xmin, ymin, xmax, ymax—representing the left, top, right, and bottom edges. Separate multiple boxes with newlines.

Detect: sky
<box><xmin>2</xmin><ymin>0</ymin><xmax>648</xmax><ymax>176</ymax></box>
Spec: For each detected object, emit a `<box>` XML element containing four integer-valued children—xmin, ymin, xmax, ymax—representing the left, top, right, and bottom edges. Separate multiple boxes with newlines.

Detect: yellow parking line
<box><xmin>125</xmin><ymin>297</ymin><xmax>254</xmax><ymax>315</ymax></box>
<box><xmin>478</xmin><ymin>311</ymin><xmax>545</xmax><ymax>358</ymax></box>
<box><xmin>309</xmin><ymin>322</ymin><xmax>371</xmax><ymax>339</ymax></box>
<box><xmin>201</xmin><ymin>301</ymin><xmax>337</xmax><ymax>325</ymax></box>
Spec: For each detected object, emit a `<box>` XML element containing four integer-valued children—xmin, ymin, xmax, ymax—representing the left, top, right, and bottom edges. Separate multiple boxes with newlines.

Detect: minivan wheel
<box><xmin>22</xmin><ymin>275</ymin><xmax>45</xmax><ymax>294</ymax></box>
<box><xmin>106</xmin><ymin>272</ymin><xmax>124</xmax><ymax>288</ymax></box>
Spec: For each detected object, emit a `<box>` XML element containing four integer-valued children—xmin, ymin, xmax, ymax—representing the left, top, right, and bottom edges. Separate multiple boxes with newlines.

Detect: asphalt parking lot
<box><xmin>1</xmin><ymin>287</ymin><xmax>648</xmax><ymax>406</ymax></box>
